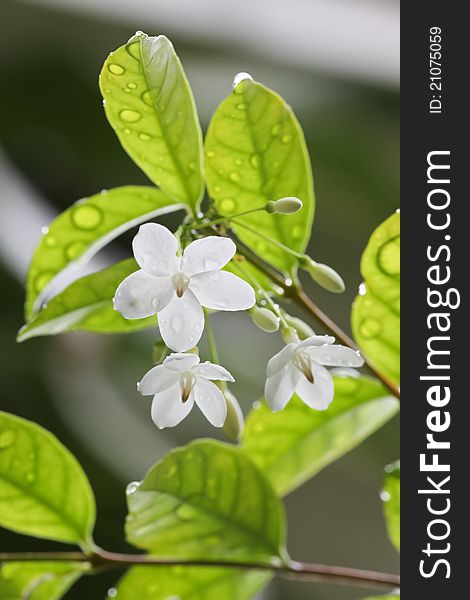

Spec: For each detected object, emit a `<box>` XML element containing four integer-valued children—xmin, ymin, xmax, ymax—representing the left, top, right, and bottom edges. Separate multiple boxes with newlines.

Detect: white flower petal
<box><xmin>189</xmin><ymin>271</ymin><xmax>255</xmax><ymax>311</ymax></box>
<box><xmin>192</xmin><ymin>362</ymin><xmax>234</xmax><ymax>382</ymax></box>
<box><xmin>163</xmin><ymin>353</ymin><xmax>200</xmax><ymax>372</ymax></box>
<box><xmin>306</xmin><ymin>345</ymin><xmax>364</xmax><ymax>368</ymax></box>
<box><xmin>295</xmin><ymin>363</ymin><xmax>334</xmax><ymax>410</ymax></box>
<box><xmin>158</xmin><ymin>290</ymin><xmax>204</xmax><ymax>352</ymax></box>
<box><xmin>151</xmin><ymin>383</ymin><xmax>194</xmax><ymax>428</ymax></box>
<box><xmin>181</xmin><ymin>236</ymin><xmax>236</xmax><ymax>276</ymax></box>
<box><xmin>298</xmin><ymin>335</ymin><xmax>335</xmax><ymax>348</ymax></box>
<box><xmin>192</xmin><ymin>379</ymin><xmax>227</xmax><ymax>427</ymax></box>
<box><xmin>133</xmin><ymin>223</ymin><xmax>180</xmax><ymax>276</ymax></box>
<box><xmin>137</xmin><ymin>365</ymin><xmax>178</xmax><ymax>395</ymax></box>
<box><xmin>114</xmin><ymin>270</ymin><xmax>173</xmax><ymax>319</ymax></box>
<box><xmin>266</xmin><ymin>343</ymin><xmax>297</xmax><ymax>377</ymax></box>
<box><xmin>264</xmin><ymin>364</ymin><xmax>300</xmax><ymax>412</ymax></box>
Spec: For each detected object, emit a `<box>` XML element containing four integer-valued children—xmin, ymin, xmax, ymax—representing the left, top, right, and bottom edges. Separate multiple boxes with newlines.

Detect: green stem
<box><xmin>190</xmin><ymin>207</ymin><xmax>266</xmax><ymax>231</ymax></box>
<box><xmin>0</xmin><ymin>551</ymin><xmax>399</xmax><ymax>592</ymax></box>
<box><xmin>231</xmin><ymin>218</ymin><xmax>305</xmax><ymax>259</ymax></box>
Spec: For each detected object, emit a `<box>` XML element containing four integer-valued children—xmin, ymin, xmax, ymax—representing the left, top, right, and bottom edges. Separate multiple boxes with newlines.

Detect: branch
<box><xmin>0</xmin><ymin>551</ymin><xmax>400</xmax><ymax>592</ymax></box>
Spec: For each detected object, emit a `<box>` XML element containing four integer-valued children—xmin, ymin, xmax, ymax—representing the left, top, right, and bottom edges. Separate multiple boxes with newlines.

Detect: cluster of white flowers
<box><xmin>114</xmin><ymin>223</ymin><xmax>364</xmax><ymax>430</ymax></box>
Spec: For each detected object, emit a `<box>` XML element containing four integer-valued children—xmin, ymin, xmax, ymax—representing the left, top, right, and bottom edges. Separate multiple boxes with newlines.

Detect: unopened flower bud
<box><xmin>302</xmin><ymin>258</ymin><xmax>345</xmax><ymax>293</ymax></box>
<box><xmin>285</xmin><ymin>315</ymin><xmax>315</xmax><ymax>340</ymax></box>
<box><xmin>281</xmin><ymin>326</ymin><xmax>300</xmax><ymax>345</ymax></box>
<box><xmin>152</xmin><ymin>340</ymin><xmax>169</xmax><ymax>365</ymax></box>
<box><xmin>265</xmin><ymin>197</ymin><xmax>303</xmax><ymax>215</ymax></box>
<box><xmin>223</xmin><ymin>389</ymin><xmax>244</xmax><ymax>441</ymax></box>
<box><xmin>250</xmin><ymin>306</ymin><xmax>280</xmax><ymax>333</ymax></box>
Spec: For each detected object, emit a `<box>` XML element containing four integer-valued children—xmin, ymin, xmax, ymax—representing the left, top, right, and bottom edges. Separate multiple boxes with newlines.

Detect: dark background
<box><xmin>0</xmin><ymin>1</ymin><xmax>399</xmax><ymax>598</ymax></box>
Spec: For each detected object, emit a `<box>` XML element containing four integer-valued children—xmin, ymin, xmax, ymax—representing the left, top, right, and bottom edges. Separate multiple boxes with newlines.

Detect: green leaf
<box><xmin>100</xmin><ymin>32</ymin><xmax>204</xmax><ymax>209</ymax></box>
<box><xmin>114</xmin><ymin>566</ymin><xmax>271</xmax><ymax>600</ymax></box>
<box><xmin>242</xmin><ymin>376</ymin><xmax>399</xmax><ymax>496</ymax></box>
<box><xmin>352</xmin><ymin>212</ymin><xmax>400</xmax><ymax>385</ymax></box>
<box><xmin>382</xmin><ymin>461</ymin><xmax>400</xmax><ymax>552</ymax></box>
<box><xmin>205</xmin><ymin>76</ymin><xmax>314</xmax><ymax>273</ymax></box>
<box><xmin>0</xmin><ymin>562</ymin><xmax>88</xmax><ymax>600</ymax></box>
<box><xmin>0</xmin><ymin>412</ymin><xmax>95</xmax><ymax>548</ymax></box>
<box><xmin>18</xmin><ymin>259</ymin><xmax>155</xmax><ymax>342</ymax></box>
<box><xmin>25</xmin><ymin>185</ymin><xmax>183</xmax><ymax>320</ymax></box>
<box><xmin>126</xmin><ymin>440</ymin><xmax>286</xmax><ymax>564</ymax></box>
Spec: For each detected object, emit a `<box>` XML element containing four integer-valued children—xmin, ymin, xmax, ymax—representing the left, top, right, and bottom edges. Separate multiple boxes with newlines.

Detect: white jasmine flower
<box><xmin>265</xmin><ymin>335</ymin><xmax>364</xmax><ymax>412</ymax></box>
<box><xmin>137</xmin><ymin>353</ymin><xmax>234</xmax><ymax>428</ymax></box>
<box><xmin>114</xmin><ymin>223</ymin><xmax>255</xmax><ymax>351</ymax></box>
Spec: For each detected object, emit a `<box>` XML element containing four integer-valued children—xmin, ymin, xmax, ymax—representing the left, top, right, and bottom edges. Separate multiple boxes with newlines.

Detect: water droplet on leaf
<box><xmin>119</xmin><ymin>109</ymin><xmax>142</xmax><ymax>123</ymax></box>
<box><xmin>108</xmin><ymin>63</ymin><xmax>125</xmax><ymax>76</ymax></box>
<box><xmin>65</xmin><ymin>241</ymin><xmax>87</xmax><ymax>261</ymax></box>
<box><xmin>0</xmin><ymin>430</ymin><xmax>16</xmax><ymax>449</ymax></box>
<box><xmin>72</xmin><ymin>204</ymin><xmax>104</xmax><ymax>230</ymax></box>
<box><xmin>359</xmin><ymin>318</ymin><xmax>382</xmax><ymax>339</ymax></box>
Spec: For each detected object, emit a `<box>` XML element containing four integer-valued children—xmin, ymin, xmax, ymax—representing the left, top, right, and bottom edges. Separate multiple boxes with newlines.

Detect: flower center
<box><xmin>179</xmin><ymin>371</ymin><xmax>196</xmax><ymax>403</ymax></box>
<box><xmin>171</xmin><ymin>271</ymin><xmax>190</xmax><ymax>298</ymax></box>
<box><xmin>293</xmin><ymin>351</ymin><xmax>314</xmax><ymax>383</ymax></box>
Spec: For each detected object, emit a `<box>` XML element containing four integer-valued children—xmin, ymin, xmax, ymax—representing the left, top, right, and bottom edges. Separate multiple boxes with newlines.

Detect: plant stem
<box><xmin>231</xmin><ymin>218</ymin><xmax>305</xmax><ymax>259</ymax></box>
<box><xmin>189</xmin><ymin>207</ymin><xmax>266</xmax><ymax>230</ymax></box>
<box><xmin>0</xmin><ymin>551</ymin><xmax>399</xmax><ymax>592</ymax></box>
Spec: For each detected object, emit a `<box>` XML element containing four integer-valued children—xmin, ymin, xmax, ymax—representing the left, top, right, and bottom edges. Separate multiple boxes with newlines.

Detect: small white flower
<box><xmin>138</xmin><ymin>353</ymin><xmax>234</xmax><ymax>429</ymax></box>
<box><xmin>264</xmin><ymin>335</ymin><xmax>364</xmax><ymax>412</ymax></box>
<box><xmin>114</xmin><ymin>223</ymin><xmax>255</xmax><ymax>351</ymax></box>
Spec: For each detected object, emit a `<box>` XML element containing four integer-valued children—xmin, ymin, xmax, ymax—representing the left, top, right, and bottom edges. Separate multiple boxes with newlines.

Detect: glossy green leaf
<box><xmin>0</xmin><ymin>562</ymin><xmax>88</xmax><ymax>600</ymax></box>
<box><xmin>0</xmin><ymin>412</ymin><xmax>95</xmax><ymax>548</ymax></box>
<box><xmin>205</xmin><ymin>76</ymin><xmax>314</xmax><ymax>273</ymax></box>
<box><xmin>352</xmin><ymin>212</ymin><xmax>400</xmax><ymax>384</ymax></box>
<box><xmin>126</xmin><ymin>440</ymin><xmax>286</xmax><ymax>564</ymax></box>
<box><xmin>243</xmin><ymin>376</ymin><xmax>399</xmax><ymax>496</ymax></box>
<box><xmin>18</xmin><ymin>259</ymin><xmax>155</xmax><ymax>342</ymax></box>
<box><xmin>114</xmin><ymin>566</ymin><xmax>271</xmax><ymax>600</ymax></box>
<box><xmin>100</xmin><ymin>32</ymin><xmax>204</xmax><ymax>209</ymax></box>
<box><xmin>382</xmin><ymin>461</ymin><xmax>400</xmax><ymax>552</ymax></box>
<box><xmin>25</xmin><ymin>186</ymin><xmax>183</xmax><ymax>320</ymax></box>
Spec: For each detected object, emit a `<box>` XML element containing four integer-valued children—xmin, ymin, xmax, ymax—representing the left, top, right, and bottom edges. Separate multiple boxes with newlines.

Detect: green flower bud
<box><xmin>265</xmin><ymin>196</ymin><xmax>303</xmax><ymax>215</ymax></box>
<box><xmin>281</xmin><ymin>325</ymin><xmax>300</xmax><ymax>344</ymax></box>
<box><xmin>152</xmin><ymin>340</ymin><xmax>169</xmax><ymax>365</ymax></box>
<box><xmin>303</xmin><ymin>258</ymin><xmax>345</xmax><ymax>293</ymax></box>
<box><xmin>285</xmin><ymin>315</ymin><xmax>315</xmax><ymax>340</ymax></box>
<box><xmin>223</xmin><ymin>389</ymin><xmax>244</xmax><ymax>441</ymax></box>
<box><xmin>250</xmin><ymin>306</ymin><xmax>280</xmax><ymax>333</ymax></box>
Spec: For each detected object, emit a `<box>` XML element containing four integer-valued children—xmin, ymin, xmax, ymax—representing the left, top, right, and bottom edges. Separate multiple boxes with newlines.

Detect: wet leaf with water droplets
<box><xmin>18</xmin><ymin>259</ymin><xmax>156</xmax><ymax>342</ymax></box>
<box><xmin>352</xmin><ymin>212</ymin><xmax>400</xmax><ymax>385</ymax></box>
<box><xmin>25</xmin><ymin>186</ymin><xmax>183</xmax><ymax>320</ymax></box>
<box><xmin>114</xmin><ymin>565</ymin><xmax>271</xmax><ymax>600</ymax></box>
<box><xmin>0</xmin><ymin>561</ymin><xmax>89</xmax><ymax>600</ymax></box>
<box><xmin>382</xmin><ymin>461</ymin><xmax>400</xmax><ymax>552</ymax></box>
<box><xmin>100</xmin><ymin>33</ymin><xmax>204</xmax><ymax>209</ymax></box>
<box><xmin>126</xmin><ymin>440</ymin><xmax>287</xmax><ymax>564</ymax></box>
<box><xmin>0</xmin><ymin>412</ymin><xmax>95</xmax><ymax>547</ymax></box>
<box><xmin>205</xmin><ymin>77</ymin><xmax>314</xmax><ymax>273</ymax></box>
<box><xmin>243</xmin><ymin>376</ymin><xmax>399</xmax><ymax>496</ymax></box>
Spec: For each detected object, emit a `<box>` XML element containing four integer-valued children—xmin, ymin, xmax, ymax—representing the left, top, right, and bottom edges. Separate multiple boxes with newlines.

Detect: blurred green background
<box><xmin>0</xmin><ymin>1</ymin><xmax>399</xmax><ymax>598</ymax></box>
